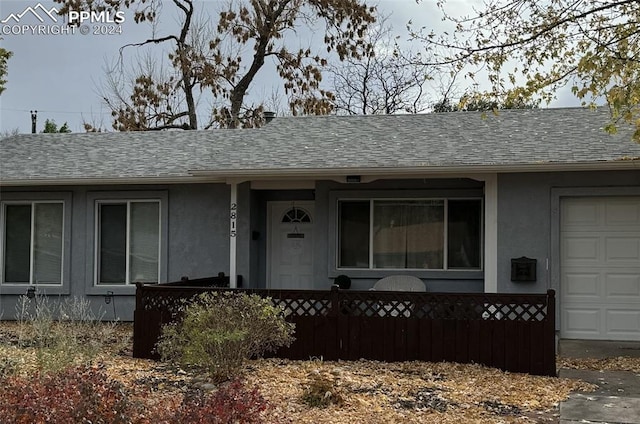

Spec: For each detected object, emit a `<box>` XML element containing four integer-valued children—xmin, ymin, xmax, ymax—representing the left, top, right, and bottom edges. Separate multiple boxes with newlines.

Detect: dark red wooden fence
<box><xmin>134</xmin><ymin>284</ymin><xmax>556</xmax><ymax>376</ymax></box>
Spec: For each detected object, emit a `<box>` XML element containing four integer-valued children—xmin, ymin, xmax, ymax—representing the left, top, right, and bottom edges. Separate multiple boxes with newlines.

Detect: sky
<box><xmin>0</xmin><ymin>0</ymin><xmax>579</xmax><ymax>134</ymax></box>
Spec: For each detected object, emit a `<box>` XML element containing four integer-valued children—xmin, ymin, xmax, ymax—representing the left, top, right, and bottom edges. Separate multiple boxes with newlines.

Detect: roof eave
<box><xmin>0</xmin><ymin>175</ymin><xmax>225</xmax><ymax>187</ymax></box>
<box><xmin>2</xmin><ymin>160</ymin><xmax>639</xmax><ymax>187</ymax></box>
<box><xmin>188</xmin><ymin>161</ymin><xmax>640</xmax><ymax>180</ymax></box>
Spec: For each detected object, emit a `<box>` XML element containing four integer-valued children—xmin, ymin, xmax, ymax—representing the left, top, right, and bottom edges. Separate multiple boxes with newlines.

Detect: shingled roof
<box><xmin>2</xmin><ymin>107</ymin><xmax>640</xmax><ymax>185</ymax></box>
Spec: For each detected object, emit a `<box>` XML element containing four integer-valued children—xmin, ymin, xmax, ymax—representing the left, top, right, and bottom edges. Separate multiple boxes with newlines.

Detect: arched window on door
<box><xmin>281</xmin><ymin>207</ymin><xmax>312</xmax><ymax>223</ymax></box>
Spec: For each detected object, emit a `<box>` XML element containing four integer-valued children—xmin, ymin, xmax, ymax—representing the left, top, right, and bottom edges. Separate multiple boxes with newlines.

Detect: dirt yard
<box><xmin>4</xmin><ymin>322</ymin><xmax>640</xmax><ymax>423</ymax></box>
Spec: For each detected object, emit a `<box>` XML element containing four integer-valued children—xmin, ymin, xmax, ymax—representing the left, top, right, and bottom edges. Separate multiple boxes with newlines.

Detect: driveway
<box><xmin>558</xmin><ymin>339</ymin><xmax>640</xmax><ymax>424</ymax></box>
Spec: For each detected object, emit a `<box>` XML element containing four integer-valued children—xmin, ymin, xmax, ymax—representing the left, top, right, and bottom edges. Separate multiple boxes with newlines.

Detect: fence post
<box><xmin>135</xmin><ymin>282</ymin><xmax>144</xmax><ymax>310</ymax></box>
<box><xmin>329</xmin><ymin>284</ymin><xmax>340</xmax><ymax>317</ymax></box>
<box><xmin>133</xmin><ymin>282</ymin><xmax>145</xmax><ymax>358</ymax></box>
<box><xmin>545</xmin><ymin>289</ymin><xmax>557</xmax><ymax>376</ymax></box>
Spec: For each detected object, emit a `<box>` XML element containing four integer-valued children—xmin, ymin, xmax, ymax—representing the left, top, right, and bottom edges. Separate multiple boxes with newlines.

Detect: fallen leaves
<box><xmin>237</xmin><ymin>358</ymin><xmax>592</xmax><ymax>423</ymax></box>
<box><xmin>0</xmin><ymin>322</ymin><xmax>621</xmax><ymax>423</ymax></box>
<box><xmin>557</xmin><ymin>356</ymin><xmax>640</xmax><ymax>373</ymax></box>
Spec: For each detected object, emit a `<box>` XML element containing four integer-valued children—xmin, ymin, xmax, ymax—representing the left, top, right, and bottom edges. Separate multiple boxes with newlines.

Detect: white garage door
<box><xmin>561</xmin><ymin>197</ymin><xmax>640</xmax><ymax>340</ymax></box>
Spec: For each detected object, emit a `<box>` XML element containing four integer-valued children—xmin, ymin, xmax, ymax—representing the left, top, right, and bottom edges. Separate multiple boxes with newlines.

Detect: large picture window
<box><xmin>96</xmin><ymin>200</ymin><xmax>160</xmax><ymax>285</ymax></box>
<box><xmin>338</xmin><ymin>199</ymin><xmax>482</xmax><ymax>270</ymax></box>
<box><xmin>2</xmin><ymin>201</ymin><xmax>64</xmax><ymax>284</ymax></box>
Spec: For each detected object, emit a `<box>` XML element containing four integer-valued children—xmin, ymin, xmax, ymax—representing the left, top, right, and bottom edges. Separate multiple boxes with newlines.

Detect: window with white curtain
<box><xmin>338</xmin><ymin>198</ymin><xmax>482</xmax><ymax>270</ymax></box>
<box><xmin>96</xmin><ymin>200</ymin><xmax>160</xmax><ymax>285</ymax></box>
<box><xmin>2</xmin><ymin>201</ymin><xmax>64</xmax><ymax>284</ymax></box>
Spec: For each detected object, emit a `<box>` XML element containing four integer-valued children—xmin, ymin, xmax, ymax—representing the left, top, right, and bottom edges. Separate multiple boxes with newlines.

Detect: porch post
<box><xmin>484</xmin><ymin>174</ymin><xmax>498</xmax><ymax>293</ymax></box>
<box><xmin>229</xmin><ymin>182</ymin><xmax>238</xmax><ymax>288</ymax></box>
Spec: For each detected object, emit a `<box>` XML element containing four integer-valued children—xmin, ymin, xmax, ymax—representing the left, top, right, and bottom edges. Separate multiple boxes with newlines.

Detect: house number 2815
<box><xmin>230</xmin><ymin>203</ymin><xmax>237</xmax><ymax>237</ymax></box>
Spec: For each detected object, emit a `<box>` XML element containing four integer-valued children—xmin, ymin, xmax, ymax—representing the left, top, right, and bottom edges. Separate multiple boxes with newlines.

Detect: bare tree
<box><xmin>102</xmin><ymin>51</ymin><xmax>192</xmax><ymax>131</ymax></box>
<box><xmin>0</xmin><ymin>128</ymin><xmax>19</xmax><ymax>139</ymax></box>
<box><xmin>56</xmin><ymin>0</ymin><xmax>377</xmax><ymax>130</ymax></box>
<box><xmin>327</xmin><ymin>17</ymin><xmax>431</xmax><ymax>115</ymax></box>
<box><xmin>81</xmin><ymin>110</ymin><xmax>109</xmax><ymax>133</ymax></box>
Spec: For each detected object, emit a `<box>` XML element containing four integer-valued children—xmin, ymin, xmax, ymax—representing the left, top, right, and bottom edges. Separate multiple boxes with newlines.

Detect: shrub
<box><xmin>0</xmin><ymin>348</ymin><xmax>19</xmax><ymax>379</ymax></box>
<box><xmin>0</xmin><ymin>364</ymin><xmax>136</xmax><ymax>424</ymax></box>
<box><xmin>157</xmin><ymin>291</ymin><xmax>295</xmax><ymax>382</ymax></box>
<box><xmin>300</xmin><ymin>370</ymin><xmax>345</xmax><ymax>408</ymax></box>
<box><xmin>0</xmin><ymin>365</ymin><xmax>269</xmax><ymax>424</ymax></box>
<box><xmin>151</xmin><ymin>379</ymin><xmax>271</xmax><ymax>424</ymax></box>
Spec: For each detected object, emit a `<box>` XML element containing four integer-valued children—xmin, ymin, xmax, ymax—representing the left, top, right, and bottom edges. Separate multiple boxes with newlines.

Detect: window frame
<box><xmin>330</xmin><ymin>190</ymin><xmax>484</xmax><ymax>279</ymax></box>
<box><xmin>95</xmin><ymin>199</ymin><xmax>161</xmax><ymax>286</ymax></box>
<box><xmin>0</xmin><ymin>192</ymin><xmax>72</xmax><ymax>294</ymax></box>
<box><xmin>86</xmin><ymin>191</ymin><xmax>168</xmax><ymax>294</ymax></box>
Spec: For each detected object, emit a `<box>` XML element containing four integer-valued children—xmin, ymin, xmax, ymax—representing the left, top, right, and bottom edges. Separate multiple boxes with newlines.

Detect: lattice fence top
<box><xmin>138</xmin><ymin>286</ymin><xmax>553</xmax><ymax>322</ymax></box>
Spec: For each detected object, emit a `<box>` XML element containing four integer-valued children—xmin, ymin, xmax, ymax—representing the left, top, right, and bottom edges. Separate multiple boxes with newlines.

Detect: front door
<box><xmin>268</xmin><ymin>201</ymin><xmax>315</xmax><ymax>289</ymax></box>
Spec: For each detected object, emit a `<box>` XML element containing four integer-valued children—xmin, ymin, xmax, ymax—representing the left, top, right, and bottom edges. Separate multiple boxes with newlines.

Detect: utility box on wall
<box><xmin>511</xmin><ymin>257</ymin><xmax>537</xmax><ymax>282</ymax></box>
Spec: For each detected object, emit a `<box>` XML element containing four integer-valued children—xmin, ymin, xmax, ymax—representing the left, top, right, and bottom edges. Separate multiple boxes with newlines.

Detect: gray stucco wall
<box><xmin>5</xmin><ymin>170</ymin><xmax>637</xmax><ymax>321</ymax></box>
<box><xmin>167</xmin><ymin>184</ymin><xmax>230</xmax><ymax>281</ymax></box>
<box><xmin>497</xmin><ymin>170</ymin><xmax>640</xmax><ymax>294</ymax></box>
<box><xmin>0</xmin><ymin>183</ymin><xmax>230</xmax><ymax>321</ymax></box>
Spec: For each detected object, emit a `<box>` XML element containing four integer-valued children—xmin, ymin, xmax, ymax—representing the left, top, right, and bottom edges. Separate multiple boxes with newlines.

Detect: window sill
<box><xmin>86</xmin><ymin>285</ymin><xmax>137</xmax><ymax>296</ymax></box>
<box><xmin>0</xmin><ymin>284</ymin><xmax>69</xmax><ymax>296</ymax></box>
<box><xmin>330</xmin><ymin>269</ymin><xmax>484</xmax><ymax>280</ymax></box>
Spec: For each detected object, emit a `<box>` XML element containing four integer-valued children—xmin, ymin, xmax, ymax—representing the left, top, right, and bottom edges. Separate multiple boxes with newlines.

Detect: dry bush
<box><xmin>301</xmin><ymin>369</ymin><xmax>345</xmax><ymax>408</ymax></box>
<box><xmin>14</xmin><ymin>294</ymin><xmax>125</xmax><ymax>372</ymax></box>
<box><xmin>157</xmin><ymin>291</ymin><xmax>295</xmax><ymax>382</ymax></box>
